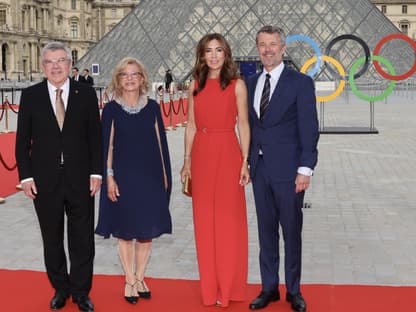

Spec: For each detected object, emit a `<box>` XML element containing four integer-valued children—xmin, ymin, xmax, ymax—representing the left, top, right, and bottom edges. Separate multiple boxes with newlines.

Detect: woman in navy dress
<box><xmin>96</xmin><ymin>57</ymin><xmax>172</xmax><ymax>304</ymax></box>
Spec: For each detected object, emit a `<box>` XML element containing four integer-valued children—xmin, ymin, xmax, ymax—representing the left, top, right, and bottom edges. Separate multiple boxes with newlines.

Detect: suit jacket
<box><xmin>15</xmin><ymin>79</ymin><xmax>102</xmax><ymax>192</ymax></box>
<box><xmin>247</xmin><ymin>67</ymin><xmax>319</xmax><ymax>182</ymax></box>
<box><xmin>71</xmin><ymin>75</ymin><xmax>86</xmax><ymax>83</ymax></box>
<box><xmin>84</xmin><ymin>75</ymin><xmax>94</xmax><ymax>86</ymax></box>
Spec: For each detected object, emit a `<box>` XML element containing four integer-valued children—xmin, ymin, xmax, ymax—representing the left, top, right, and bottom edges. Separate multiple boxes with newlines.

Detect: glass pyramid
<box><xmin>77</xmin><ymin>0</ymin><xmax>414</xmax><ymax>87</ymax></box>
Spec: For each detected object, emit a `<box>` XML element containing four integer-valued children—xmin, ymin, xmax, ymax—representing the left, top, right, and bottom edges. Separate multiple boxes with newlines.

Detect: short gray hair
<box><xmin>41</xmin><ymin>42</ymin><xmax>72</xmax><ymax>62</ymax></box>
<box><xmin>256</xmin><ymin>26</ymin><xmax>286</xmax><ymax>46</ymax></box>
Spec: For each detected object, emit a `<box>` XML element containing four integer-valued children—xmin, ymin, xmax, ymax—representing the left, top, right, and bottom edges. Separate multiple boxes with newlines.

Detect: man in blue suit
<box><xmin>247</xmin><ymin>26</ymin><xmax>319</xmax><ymax>312</ymax></box>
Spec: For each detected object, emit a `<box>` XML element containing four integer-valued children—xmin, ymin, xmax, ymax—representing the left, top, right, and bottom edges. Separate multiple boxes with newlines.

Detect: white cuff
<box><xmin>20</xmin><ymin>177</ymin><xmax>34</xmax><ymax>184</ymax></box>
<box><xmin>297</xmin><ymin>167</ymin><xmax>313</xmax><ymax>176</ymax></box>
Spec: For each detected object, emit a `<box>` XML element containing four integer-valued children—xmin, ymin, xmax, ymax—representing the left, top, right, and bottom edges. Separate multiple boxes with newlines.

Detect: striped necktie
<box><xmin>260</xmin><ymin>73</ymin><xmax>271</xmax><ymax>120</ymax></box>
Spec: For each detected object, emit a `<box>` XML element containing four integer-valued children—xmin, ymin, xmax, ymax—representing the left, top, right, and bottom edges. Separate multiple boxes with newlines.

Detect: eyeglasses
<box><xmin>43</xmin><ymin>57</ymin><xmax>70</xmax><ymax>66</ymax></box>
<box><xmin>119</xmin><ymin>72</ymin><xmax>142</xmax><ymax>80</ymax></box>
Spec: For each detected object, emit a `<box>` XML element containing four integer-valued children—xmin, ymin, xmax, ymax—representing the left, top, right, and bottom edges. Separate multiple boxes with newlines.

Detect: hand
<box><xmin>90</xmin><ymin>177</ymin><xmax>102</xmax><ymax>197</ymax></box>
<box><xmin>164</xmin><ymin>173</ymin><xmax>168</xmax><ymax>191</ymax></box>
<box><xmin>239</xmin><ymin>162</ymin><xmax>250</xmax><ymax>186</ymax></box>
<box><xmin>107</xmin><ymin>176</ymin><xmax>120</xmax><ymax>202</ymax></box>
<box><xmin>22</xmin><ymin>180</ymin><xmax>37</xmax><ymax>199</ymax></box>
<box><xmin>180</xmin><ymin>160</ymin><xmax>191</xmax><ymax>183</ymax></box>
<box><xmin>295</xmin><ymin>174</ymin><xmax>311</xmax><ymax>193</ymax></box>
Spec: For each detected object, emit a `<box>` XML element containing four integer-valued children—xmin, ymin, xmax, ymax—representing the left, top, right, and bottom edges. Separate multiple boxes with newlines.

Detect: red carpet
<box><xmin>0</xmin><ymin>269</ymin><xmax>414</xmax><ymax>311</ymax></box>
<box><xmin>0</xmin><ymin>132</ymin><xmax>19</xmax><ymax>197</ymax></box>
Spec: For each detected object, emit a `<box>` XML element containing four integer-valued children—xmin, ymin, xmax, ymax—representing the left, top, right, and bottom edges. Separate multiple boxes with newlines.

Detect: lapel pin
<box><xmin>75</xmin><ymin>90</ymin><xmax>79</xmax><ymax>94</ymax></box>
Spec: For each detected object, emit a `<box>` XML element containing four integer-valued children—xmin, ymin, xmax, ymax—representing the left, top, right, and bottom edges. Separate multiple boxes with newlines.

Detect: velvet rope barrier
<box><xmin>179</xmin><ymin>97</ymin><xmax>187</xmax><ymax>116</ymax></box>
<box><xmin>0</xmin><ymin>152</ymin><xmax>17</xmax><ymax>171</ymax></box>
<box><xmin>4</xmin><ymin>98</ymin><xmax>19</xmax><ymax>114</ymax></box>
<box><xmin>160</xmin><ymin>99</ymin><xmax>172</xmax><ymax>118</ymax></box>
<box><xmin>171</xmin><ymin>98</ymin><xmax>180</xmax><ymax>115</ymax></box>
<box><xmin>0</xmin><ymin>102</ymin><xmax>5</xmax><ymax>121</ymax></box>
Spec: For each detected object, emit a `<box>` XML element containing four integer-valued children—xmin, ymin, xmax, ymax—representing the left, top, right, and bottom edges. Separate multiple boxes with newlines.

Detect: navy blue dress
<box><xmin>95</xmin><ymin>99</ymin><xmax>172</xmax><ymax>240</ymax></box>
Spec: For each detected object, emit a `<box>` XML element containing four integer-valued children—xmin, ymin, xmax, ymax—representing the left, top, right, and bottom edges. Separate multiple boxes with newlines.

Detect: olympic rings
<box><xmin>284</xmin><ymin>32</ymin><xmax>416</xmax><ymax>102</ymax></box>
<box><xmin>349</xmin><ymin>55</ymin><xmax>396</xmax><ymax>102</ymax></box>
<box><xmin>286</xmin><ymin>35</ymin><xmax>322</xmax><ymax>77</ymax></box>
<box><xmin>325</xmin><ymin>34</ymin><xmax>371</xmax><ymax>80</ymax></box>
<box><xmin>373</xmin><ymin>33</ymin><xmax>416</xmax><ymax>81</ymax></box>
<box><xmin>301</xmin><ymin>55</ymin><xmax>346</xmax><ymax>102</ymax></box>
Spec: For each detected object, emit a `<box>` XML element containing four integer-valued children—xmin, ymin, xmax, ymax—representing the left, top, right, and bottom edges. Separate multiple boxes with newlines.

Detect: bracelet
<box><xmin>107</xmin><ymin>168</ymin><xmax>114</xmax><ymax>176</ymax></box>
<box><xmin>184</xmin><ymin>155</ymin><xmax>191</xmax><ymax>159</ymax></box>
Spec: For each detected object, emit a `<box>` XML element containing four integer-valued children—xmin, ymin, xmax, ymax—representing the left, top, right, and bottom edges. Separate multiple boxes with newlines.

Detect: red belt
<box><xmin>197</xmin><ymin>128</ymin><xmax>234</xmax><ymax>134</ymax></box>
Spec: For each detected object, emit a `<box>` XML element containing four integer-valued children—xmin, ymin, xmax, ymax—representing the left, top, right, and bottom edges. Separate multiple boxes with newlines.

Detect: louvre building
<box><xmin>76</xmin><ymin>0</ymin><xmax>414</xmax><ymax>87</ymax></box>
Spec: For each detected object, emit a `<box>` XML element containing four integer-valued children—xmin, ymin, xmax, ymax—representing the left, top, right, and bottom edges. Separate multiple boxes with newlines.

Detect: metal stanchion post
<box><xmin>162</xmin><ymin>93</ymin><xmax>172</xmax><ymax>131</ymax></box>
<box><xmin>319</xmin><ymin>100</ymin><xmax>325</xmax><ymax>132</ymax></box>
<box><xmin>170</xmin><ymin>93</ymin><xmax>176</xmax><ymax>131</ymax></box>
<box><xmin>0</xmin><ymin>95</ymin><xmax>11</xmax><ymax>133</ymax></box>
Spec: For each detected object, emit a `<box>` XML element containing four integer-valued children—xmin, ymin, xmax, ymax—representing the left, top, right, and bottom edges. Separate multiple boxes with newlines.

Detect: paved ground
<box><xmin>1</xmin><ymin>90</ymin><xmax>416</xmax><ymax>286</ymax></box>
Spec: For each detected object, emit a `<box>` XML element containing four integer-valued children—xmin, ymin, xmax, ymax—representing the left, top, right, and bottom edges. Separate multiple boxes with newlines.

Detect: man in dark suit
<box><xmin>247</xmin><ymin>26</ymin><xmax>319</xmax><ymax>312</ymax></box>
<box><xmin>82</xmin><ymin>68</ymin><xmax>94</xmax><ymax>86</ymax></box>
<box><xmin>71</xmin><ymin>67</ymin><xmax>86</xmax><ymax>83</ymax></box>
<box><xmin>164</xmin><ymin>69</ymin><xmax>173</xmax><ymax>91</ymax></box>
<box><xmin>15</xmin><ymin>42</ymin><xmax>102</xmax><ymax>312</ymax></box>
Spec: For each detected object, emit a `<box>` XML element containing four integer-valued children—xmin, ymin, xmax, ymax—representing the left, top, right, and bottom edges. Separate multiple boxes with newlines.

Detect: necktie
<box><xmin>260</xmin><ymin>73</ymin><xmax>271</xmax><ymax>120</ymax></box>
<box><xmin>55</xmin><ymin>88</ymin><xmax>65</xmax><ymax>130</ymax></box>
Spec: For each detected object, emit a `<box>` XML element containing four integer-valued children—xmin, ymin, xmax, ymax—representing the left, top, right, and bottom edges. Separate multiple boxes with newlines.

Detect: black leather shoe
<box><xmin>249</xmin><ymin>291</ymin><xmax>280</xmax><ymax>310</ymax></box>
<box><xmin>50</xmin><ymin>291</ymin><xmax>69</xmax><ymax>310</ymax></box>
<box><xmin>286</xmin><ymin>293</ymin><xmax>306</xmax><ymax>312</ymax></box>
<box><xmin>73</xmin><ymin>296</ymin><xmax>94</xmax><ymax>312</ymax></box>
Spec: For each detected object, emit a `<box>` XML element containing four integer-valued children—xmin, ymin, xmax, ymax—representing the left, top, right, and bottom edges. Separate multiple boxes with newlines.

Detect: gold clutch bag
<box><xmin>182</xmin><ymin>175</ymin><xmax>192</xmax><ymax>197</ymax></box>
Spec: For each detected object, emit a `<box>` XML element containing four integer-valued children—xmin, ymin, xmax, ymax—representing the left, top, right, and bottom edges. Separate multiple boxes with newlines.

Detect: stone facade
<box><xmin>371</xmin><ymin>0</ymin><xmax>416</xmax><ymax>39</ymax></box>
<box><xmin>0</xmin><ymin>0</ymin><xmax>140</xmax><ymax>81</ymax></box>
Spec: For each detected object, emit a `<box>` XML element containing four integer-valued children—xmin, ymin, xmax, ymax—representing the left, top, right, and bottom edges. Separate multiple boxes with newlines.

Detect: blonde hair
<box><xmin>108</xmin><ymin>57</ymin><xmax>150</xmax><ymax>98</ymax></box>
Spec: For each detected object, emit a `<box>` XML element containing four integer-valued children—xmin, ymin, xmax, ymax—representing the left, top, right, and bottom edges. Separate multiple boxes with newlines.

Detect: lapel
<box><xmin>262</xmin><ymin>66</ymin><xmax>293</xmax><ymax>124</ymax></box>
<box><xmin>64</xmin><ymin>80</ymin><xmax>80</xmax><ymax>130</ymax></box>
<box><xmin>248</xmin><ymin>73</ymin><xmax>261</xmax><ymax>123</ymax></box>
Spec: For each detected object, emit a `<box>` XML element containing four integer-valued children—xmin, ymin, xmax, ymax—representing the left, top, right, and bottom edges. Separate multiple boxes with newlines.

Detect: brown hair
<box><xmin>108</xmin><ymin>57</ymin><xmax>150</xmax><ymax>99</ymax></box>
<box><xmin>256</xmin><ymin>25</ymin><xmax>286</xmax><ymax>45</ymax></box>
<box><xmin>192</xmin><ymin>33</ymin><xmax>238</xmax><ymax>96</ymax></box>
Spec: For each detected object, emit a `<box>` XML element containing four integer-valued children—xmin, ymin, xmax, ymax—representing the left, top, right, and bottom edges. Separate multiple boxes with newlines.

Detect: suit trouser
<box><xmin>252</xmin><ymin>157</ymin><xmax>304</xmax><ymax>295</ymax></box>
<box><xmin>33</xmin><ymin>169</ymin><xmax>95</xmax><ymax>298</ymax></box>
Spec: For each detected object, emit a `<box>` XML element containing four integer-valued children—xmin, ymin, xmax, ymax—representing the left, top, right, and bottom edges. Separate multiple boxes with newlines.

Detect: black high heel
<box><xmin>124</xmin><ymin>281</ymin><xmax>139</xmax><ymax>304</ymax></box>
<box><xmin>137</xmin><ymin>279</ymin><xmax>151</xmax><ymax>299</ymax></box>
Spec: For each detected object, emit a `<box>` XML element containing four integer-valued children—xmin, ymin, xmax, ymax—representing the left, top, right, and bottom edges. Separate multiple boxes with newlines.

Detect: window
<box><xmin>71</xmin><ymin>0</ymin><xmax>76</xmax><ymax>10</ymax></box>
<box><xmin>70</xmin><ymin>21</ymin><xmax>78</xmax><ymax>38</ymax></box>
<box><xmin>400</xmin><ymin>23</ymin><xmax>409</xmax><ymax>35</ymax></box>
<box><xmin>402</xmin><ymin>5</ymin><xmax>407</xmax><ymax>14</ymax></box>
<box><xmin>381</xmin><ymin>5</ymin><xmax>386</xmax><ymax>14</ymax></box>
<box><xmin>0</xmin><ymin>10</ymin><xmax>6</xmax><ymax>26</ymax></box>
<box><xmin>72</xmin><ymin>50</ymin><xmax>78</xmax><ymax>65</ymax></box>
<box><xmin>111</xmin><ymin>9</ymin><xmax>116</xmax><ymax>18</ymax></box>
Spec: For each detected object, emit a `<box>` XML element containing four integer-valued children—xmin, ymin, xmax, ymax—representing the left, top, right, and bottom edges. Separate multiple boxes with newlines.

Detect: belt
<box><xmin>197</xmin><ymin>128</ymin><xmax>234</xmax><ymax>134</ymax></box>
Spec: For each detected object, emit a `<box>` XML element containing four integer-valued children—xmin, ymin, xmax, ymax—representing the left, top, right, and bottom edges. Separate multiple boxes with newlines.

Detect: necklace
<box><xmin>118</xmin><ymin>95</ymin><xmax>147</xmax><ymax>114</ymax></box>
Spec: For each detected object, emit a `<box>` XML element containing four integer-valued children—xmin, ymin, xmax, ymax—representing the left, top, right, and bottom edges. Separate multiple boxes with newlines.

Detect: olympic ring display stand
<box><xmin>315</xmin><ymin>81</ymin><xmax>378</xmax><ymax>134</ymax></box>
<box><xmin>291</xmin><ymin>33</ymin><xmax>416</xmax><ymax>135</ymax></box>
